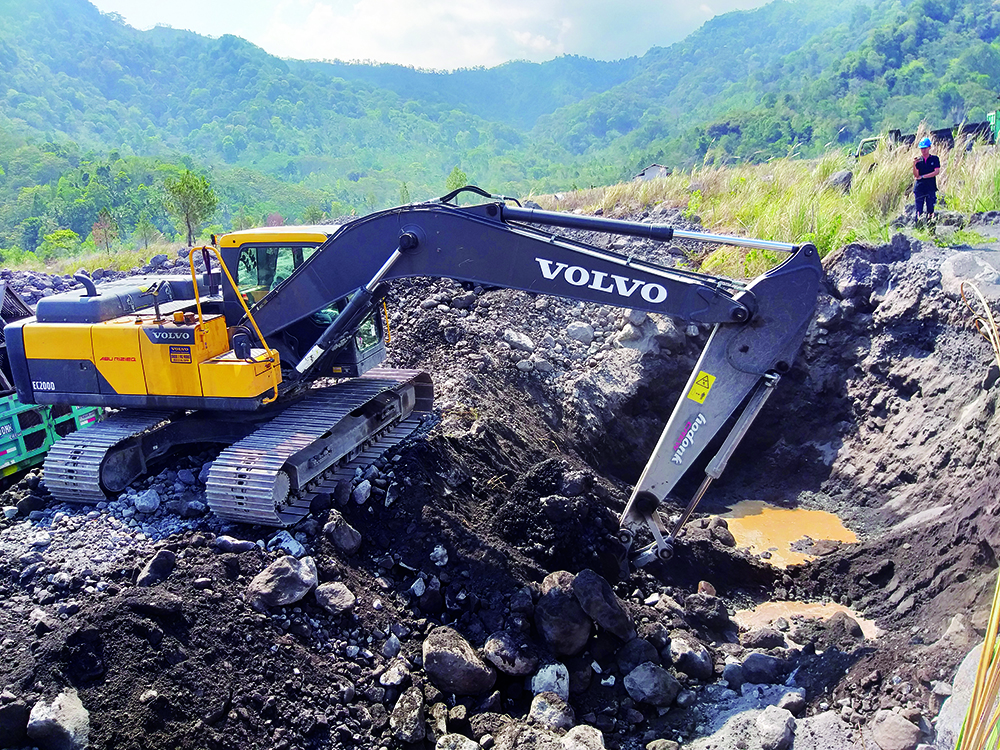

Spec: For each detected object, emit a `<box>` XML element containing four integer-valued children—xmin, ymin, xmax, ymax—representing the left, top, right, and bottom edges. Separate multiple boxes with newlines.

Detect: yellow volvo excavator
<box><xmin>4</xmin><ymin>187</ymin><xmax>821</xmax><ymax>565</ymax></box>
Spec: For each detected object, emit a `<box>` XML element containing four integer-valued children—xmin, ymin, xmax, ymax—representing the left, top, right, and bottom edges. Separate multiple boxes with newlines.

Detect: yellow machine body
<box><xmin>15</xmin><ymin>307</ymin><xmax>280</xmax><ymax>409</ymax></box>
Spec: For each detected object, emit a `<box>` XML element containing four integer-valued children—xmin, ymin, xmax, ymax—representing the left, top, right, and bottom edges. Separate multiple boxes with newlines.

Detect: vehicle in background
<box><xmin>851</xmin><ymin>111</ymin><xmax>1000</xmax><ymax>171</ymax></box>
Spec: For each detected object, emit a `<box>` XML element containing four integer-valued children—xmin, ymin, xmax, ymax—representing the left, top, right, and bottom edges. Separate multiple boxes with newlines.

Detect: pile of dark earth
<box><xmin>2</xmin><ymin>205</ymin><xmax>1000</xmax><ymax>750</ymax></box>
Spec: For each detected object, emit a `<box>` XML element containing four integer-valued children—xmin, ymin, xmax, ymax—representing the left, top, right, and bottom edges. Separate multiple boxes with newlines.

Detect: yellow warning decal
<box><xmin>687</xmin><ymin>370</ymin><xmax>716</xmax><ymax>404</ymax></box>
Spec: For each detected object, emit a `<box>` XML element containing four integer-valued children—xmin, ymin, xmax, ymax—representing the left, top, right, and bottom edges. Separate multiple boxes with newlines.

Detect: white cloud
<box><xmin>91</xmin><ymin>0</ymin><xmax>772</xmax><ymax>70</ymax></box>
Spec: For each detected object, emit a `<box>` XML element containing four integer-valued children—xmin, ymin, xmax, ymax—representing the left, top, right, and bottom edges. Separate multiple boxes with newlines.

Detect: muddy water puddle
<box><xmin>735</xmin><ymin>600</ymin><xmax>881</xmax><ymax>640</ymax></box>
<box><xmin>723</xmin><ymin>500</ymin><xmax>857</xmax><ymax>568</ymax></box>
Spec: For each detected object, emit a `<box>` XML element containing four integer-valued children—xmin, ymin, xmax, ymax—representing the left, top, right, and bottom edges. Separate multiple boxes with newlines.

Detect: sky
<box><xmin>89</xmin><ymin>0</ymin><xmax>773</xmax><ymax>71</ymax></box>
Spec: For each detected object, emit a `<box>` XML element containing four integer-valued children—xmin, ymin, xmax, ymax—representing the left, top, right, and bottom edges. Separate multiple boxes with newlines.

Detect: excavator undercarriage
<box><xmin>43</xmin><ymin>369</ymin><xmax>432</xmax><ymax>526</ymax></box>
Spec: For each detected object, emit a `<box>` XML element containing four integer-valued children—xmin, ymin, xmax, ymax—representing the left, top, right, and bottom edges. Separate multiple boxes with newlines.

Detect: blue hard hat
<box><xmin>919</xmin><ymin>137</ymin><xmax>932</xmax><ymax>148</ymax></box>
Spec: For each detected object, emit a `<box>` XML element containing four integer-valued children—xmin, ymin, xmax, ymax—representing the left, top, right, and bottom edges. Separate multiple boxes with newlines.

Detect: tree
<box><xmin>92</xmin><ymin>210</ymin><xmax>117</xmax><ymax>256</ymax></box>
<box><xmin>134</xmin><ymin>211</ymin><xmax>158</xmax><ymax>250</ymax></box>
<box><xmin>163</xmin><ymin>170</ymin><xmax>218</xmax><ymax>246</ymax></box>
<box><xmin>445</xmin><ymin>166</ymin><xmax>467</xmax><ymax>193</ymax></box>
<box><xmin>20</xmin><ymin>217</ymin><xmax>43</xmax><ymax>253</ymax></box>
<box><xmin>37</xmin><ymin>229</ymin><xmax>80</xmax><ymax>260</ymax></box>
<box><xmin>302</xmin><ymin>205</ymin><xmax>325</xmax><ymax>224</ymax></box>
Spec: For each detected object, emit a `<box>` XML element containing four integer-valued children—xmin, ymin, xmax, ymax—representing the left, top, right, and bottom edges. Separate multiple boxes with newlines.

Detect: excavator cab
<box><xmin>217</xmin><ymin>226</ymin><xmax>387</xmax><ymax>380</ymax></box>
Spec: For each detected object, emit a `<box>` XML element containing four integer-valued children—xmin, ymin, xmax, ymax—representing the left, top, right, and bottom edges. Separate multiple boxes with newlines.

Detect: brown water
<box><xmin>734</xmin><ymin>600</ymin><xmax>881</xmax><ymax>640</ymax></box>
<box><xmin>724</xmin><ymin>500</ymin><xmax>858</xmax><ymax>568</ymax></box>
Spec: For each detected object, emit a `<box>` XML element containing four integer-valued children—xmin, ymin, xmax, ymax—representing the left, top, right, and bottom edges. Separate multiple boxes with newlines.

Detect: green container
<box><xmin>0</xmin><ymin>394</ymin><xmax>103</xmax><ymax>480</ymax></box>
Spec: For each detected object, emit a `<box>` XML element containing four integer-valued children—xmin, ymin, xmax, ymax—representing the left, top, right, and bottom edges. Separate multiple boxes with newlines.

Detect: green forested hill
<box><xmin>1</xmin><ymin>0</ymin><xmax>999</xmax><ymax>254</ymax></box>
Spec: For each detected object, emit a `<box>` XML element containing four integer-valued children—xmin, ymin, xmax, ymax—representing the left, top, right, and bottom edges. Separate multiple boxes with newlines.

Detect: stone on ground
<box><xmin>423</xmin><ymin>626</ymin><xmax>496</xmax><ymax>695</ymax></box>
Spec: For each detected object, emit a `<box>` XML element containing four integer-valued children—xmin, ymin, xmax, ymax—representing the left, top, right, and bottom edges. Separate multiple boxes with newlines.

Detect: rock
<box><xmin>571</xmin><ymin>569</ymin><xmax>636</xmax><ymax>641</ymax></box>
<box><xmin>315</xmin><ymin>582</ymin><xmax>356</xmax><ymax>615</ymax></box>
<box><xmin>741</xmin><ymin>652</ymin><xmax>787</xmax><ymax>684</ymax></box>
<box><xmin>529</xmin><ymin>691</ymin><xmax>575</xmax><ymax>731</ymax></box>
<box><xmin>422</xmin><ymin>626</ymin><xmax>496</xmax><ymax>695</ymax></box>
<box><xmin>616</xmin><ymin>638</ymin><xmax>659</xmax><ymax>674</ymax></box>
<box><xmin>323</xmin><ymin>511</ymin><xmax>362</xmax><ymax>555</ymax></box>
<box><xmin>351</xmin><ymin>479</ymin><xmax>372</xmax><ymax>505</ymax></box>
<box><xmin>27</xmin><ymin>689</ymin><xmax>89</xmax><ymax>750</ymax></box>
<box><xmin>470</xmin><ymin>712</ymin><xmax>512</xmax><ymax>741</ymax></box>
<box><xmin>29</xmin><ymin>608</ymin><xmax>58</xmax><ymax>635</ymax></box>
<box><xmin>125</xmin><ymin>590</ymin><xmax>183</xmax><ymax>617</ymax></box>
<box><xmin>0</xmin><ymin>700</ymin><xmax>30</xmax><ymax>747</ymax></box>
<box><xmin>214</xmin><ymin>535</ymin><xmax>256</xmax><ymax>553</ymax></box>
<box><xmin>503</xmin><ymin>329</ymin><xmax>535</xmax><ymax>352</ymax></box>
<box><xmin>562</xmin><ymin>724</ymin><xmax>605</xmax><ymax>749</ymax></box>
<box><xmin>452</xmin><ymin>291</ymin><xmax>476</xmax><ymax>310</ymax></box>
<box><xmin>176</xmin><ymin>468</ymin><xmax>196</xmax><ymax>485</ymax></box>
<box><xmin>484</xmin><ymin>631</ymin><xmax>539</xmax><ymax>676</ymax></box>
<box><xmin>531</xmin><ymin>663</ymin><xmax>570</xmax><ymax>701</ymax></box>
<box><xmin>535</xmin><ymin>572</ymin><xmax>591</xmax><ymax>657</ymax></box>
<box><xmin>742</xmin><ymin>627</ymin><xmax>785</xmax><ymax>649</ymax></box>
<box><xmin>709</xmin><ymin>524</ymin><xmax>736</xmax><ymax>547</ymax></box>
<box><xmin>722</xmin><ymin>662</ymin><xmax>745</xmax><ymax>690</ymax></box>
<box><xmin>383</xmin><ymin>633</ymin><xmax>402</xmax><ymax>658</ymax></box>
<box><xmin>390</xmin><ymin>686</ymin><xmax>425</xmax><ymax>743</ymax></box>
<box><xmin>267</xmin><ymin>530</ymin><xmax>306</xmax><ymax>558</ymax></box>
<box><xmin>668</xmin><ymin>636</ymin><xmax>713</xmax><ymax>680</ymax></box>
<box><xmin>825</xmin><ymin>169</ymin><xmax>852</xmax><ymax>194</ymax></box>
<box><xmin>871</xmin><ymin>709</ymin><xmax>922</xmax><ymax>750</ymax></box>
<box><xmin>133</xmin><ymin>488</ymin><xmax>161</xmax><ymax>513</ymax></box>
<box><xmin>380</xmin><ymin>658</ymin><xmax>411</xmax><ymax>687</ymax></box>
<box><xmin>136</xmin><ymin>549</ymin><xmax>176</xmax><ymax>587</ymax></box>
<box><xmin>245</xmin><ymin>556</ymin><xmax>317</xmax><ymax>611</ymax></box>
<box><xmin>684</xmin><ymin>592</ymin><xmax>733</xmax><ymax>630</ymax></box>
<box><xmin>494</xmin><ymin>722</ymin><xmax>564</xmax><ymax>750</ymax></box>
<box><xmin>149</xmin><ymin>253</ymin><xmax>169</xmax><ymax>267</ymax></box>
<box><xmin>777</xmin><ymin>688</ymin><xmax>806</xmax><ymax>716</ymax></box>
<box><xmin>437</xmin><ymin>733</ymin><xmax>481</xmax><ymax>750</ymax></box>
<box><xmin>566</xmin><ymin>322</ymin><xmax>595</xmax><ymax>345</ymax></box>
<box><xmin>197</xmin><ymin>462</ymin><xmax>213</xmax><ymax>484</ymax></box>
<box><xmin>623</xmin><ymin>662</ymin><xmax>680</xmax><ymax>707</ymax></box>
<box><xmin>645</xmin><ymin>741</ymin><xmax>679</xmax><ymax>750</ymax></box>
<box><xmin>756</xmin><ymin>705</ymin><xmax>795</xmax><ymax>750</ymax></box>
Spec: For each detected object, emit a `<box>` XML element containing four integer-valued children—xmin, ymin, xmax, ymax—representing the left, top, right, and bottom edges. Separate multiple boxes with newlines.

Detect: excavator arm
<box><xmin>240</xmin><ymin>191</ymin><xmax>823</xmax><ymax>564</ymax></box>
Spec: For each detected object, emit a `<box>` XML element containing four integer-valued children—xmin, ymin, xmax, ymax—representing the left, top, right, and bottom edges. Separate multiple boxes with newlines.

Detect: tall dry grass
<box><xmin>533</xmin><ymin>139</ymin><xmax>1000</xmax><ymax>277</ymax></box>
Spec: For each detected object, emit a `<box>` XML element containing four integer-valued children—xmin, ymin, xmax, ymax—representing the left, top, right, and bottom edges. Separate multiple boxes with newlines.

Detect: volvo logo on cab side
<box><xmin>535</xmin><ymin>257</ymin><xmax>668</xmax><ymax>304</ymax></box>
<box><xmin>143</xmin><ymin>329</ymin><xmax>195</xmax><ymax>344</ymax></box>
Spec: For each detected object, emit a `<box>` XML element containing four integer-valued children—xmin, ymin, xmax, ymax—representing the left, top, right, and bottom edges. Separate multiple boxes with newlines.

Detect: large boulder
<box><xmin>484</xmin><ymin>631</ymin><xmax>539</xmax><ymax>676</ymax></box>
<box><xmin>423</xmin><ymin>626</ymin><xmax>496</xmax><ymax>695</ymax></box>
<box><xmin>756</xmin><ymin>705</ymin><xmax>795</xmax><ymax>750</ymax></box>
<box><xmin>27</xmin><ymin>690</ymin><xmax>89</xmax><ymax>750</ymax></box>
<box><xmin>535</xmin><ymin>572</ymin><xmax>591</xmax><ymax>657</ymax></box>
<box><xmin>571</xmin><ymin>569</ymin><xmax>635</xmax><ymax>641</ymax></box>
<box><xmin>389</xmin><ymin>686</ymin><xmax>425</xmax><ymax>743</ymax></box>
<box><xmin>870</xmin><ymin>710</ymin><xmax>922</xmax><ymax>750</ymax></box>
<box><xmin>136</xmin><ymin>549</ymin><xmax>176</xmax><ymax>587</ymax></box>
<box><xmin>528</xmin><ymin>691</ymin><xmax>575</xmax><ymax>732</ymax></box>
<box><xmin>245</xmin><ymin>556</ymin><xmax>317</xmax><ymax>611</ymax></box>
<box><xmin>314</xmin><ymin>582</ymin><xmax>356</xmax><ymax>615</ymax></box>
<box><xmin>668</xmin><ymin>635</ymin><xmax>713</xmax><ymax>680</ymax></box>
<box><xmin>623</xmin><ymin>662</ymin><xmax>680</xmax><ymax>707</ymax></box>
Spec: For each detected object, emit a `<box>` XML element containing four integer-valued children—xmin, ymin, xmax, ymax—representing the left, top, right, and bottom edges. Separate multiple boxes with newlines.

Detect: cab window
<box><xmin>237</xmin><ymin>245</ymin><xmax>319</xmax><ymax>302</ymax></box>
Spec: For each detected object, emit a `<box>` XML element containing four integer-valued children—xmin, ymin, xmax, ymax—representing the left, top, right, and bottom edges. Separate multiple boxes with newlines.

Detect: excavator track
<box><xmin>43</xmin><ymin>410</ymin><xmax>174</xmax><ymax>503</ymax></box>
<box><xmin>206</xmin><ymin>368</ymin><xmax>432</xmax><ymax>526</ymax></box>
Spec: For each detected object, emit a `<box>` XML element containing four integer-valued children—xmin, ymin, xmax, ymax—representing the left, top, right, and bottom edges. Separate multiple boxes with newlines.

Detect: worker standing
<box><xmin>912</xmin><ymin>137</ymin><xmax>941</xmax><ymax>227</ymax></box>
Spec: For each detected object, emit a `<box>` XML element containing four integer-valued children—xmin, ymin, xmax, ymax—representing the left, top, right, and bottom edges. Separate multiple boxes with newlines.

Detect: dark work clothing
<box><xmin>916</xmin><ymin>193</ymin><xmax>936</xmax><ymax>216</ymax></box>
<box><xmin>914</xmin><ymin>154</ymin><xmax>940</xmax><ymax>196</ymax></box>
